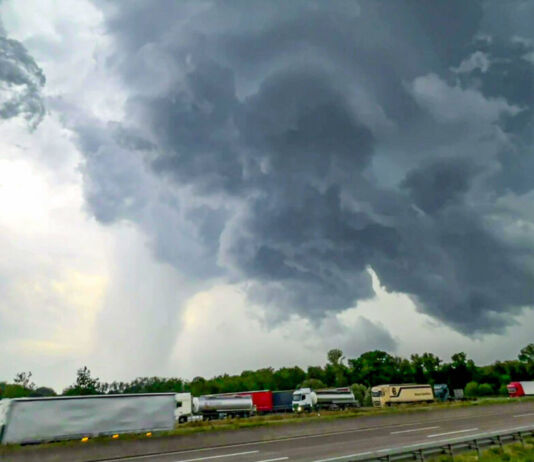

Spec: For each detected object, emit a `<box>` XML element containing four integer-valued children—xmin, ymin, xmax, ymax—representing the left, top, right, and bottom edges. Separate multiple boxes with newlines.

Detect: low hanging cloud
<box><xmin>69</xmin><ymin>0</ymin><xmax>534</xmax><ymax>336</ymax></box>
<box><xmin>0</xmin><ymin>14</ymin><xmax>45</xmax><ymax>128</ymax></box>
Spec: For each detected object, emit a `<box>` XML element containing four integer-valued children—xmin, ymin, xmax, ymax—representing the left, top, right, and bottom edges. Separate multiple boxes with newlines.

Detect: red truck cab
<box><xmin>507</xmin><ymin>382</ymin><xmax>524</xmax><ymax>397</ymax></box>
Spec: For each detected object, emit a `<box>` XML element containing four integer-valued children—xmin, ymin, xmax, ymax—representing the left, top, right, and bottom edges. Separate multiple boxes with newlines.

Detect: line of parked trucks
<box><xmin>1</xmin><ymin>382</ymin><xmax>532</xmax><ymax>445</ymax></box>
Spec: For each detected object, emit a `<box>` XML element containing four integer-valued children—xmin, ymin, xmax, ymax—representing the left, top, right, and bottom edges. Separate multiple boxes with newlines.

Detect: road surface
<box><xmin>98</xmin><ymin>402</ymin><xmax>534</xmax><ymax>462</ymax></box>
<box><xmin>4</xmin><ymin>401</ymin><xmax>534</xmax><ymax>462</ymax></box>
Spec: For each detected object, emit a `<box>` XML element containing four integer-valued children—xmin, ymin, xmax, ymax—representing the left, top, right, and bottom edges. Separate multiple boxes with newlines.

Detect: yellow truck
<box><xmin>371</xmin><ymin>384</ymin><xmax>434</xmax><ymax>407</ymax></box>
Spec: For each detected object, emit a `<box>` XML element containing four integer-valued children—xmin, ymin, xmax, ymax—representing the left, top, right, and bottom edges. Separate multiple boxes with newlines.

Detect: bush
<box><xmin>2</xmin><ymin>384</ymin><xmax>32</xmax><ymax>398</ymax></box>
<box><xmin>299</xmin><ymin>378</ymin><xmax>326</xmax><ymax>389</ymax></box>
<box><xmin>499</xmin><ymin>384</ymin><xmax>509</xmax><ymax>396</ymax></box>
<box><xmin>363</xmin><ymin>387</ymin><xmax>372</xmax><ymax>407</ymax></box>
<box><xmin>465</xmin><ymin>381</ymin><xmax>479</xmax><ymax>398</ymax></box>
<box><xmin>30</xmin><ymin>386</ymin><xmax>57</xmax><ymax>397</ymax></box>
<box><xmin>478</xmin><ymin>383</ymin><xmax>493</xmax><ymax>396</ymax></box>
<box><xmin>351</xmin><ymin>383</ymin><xmax>367</xmax><ymax>406</ymax></box>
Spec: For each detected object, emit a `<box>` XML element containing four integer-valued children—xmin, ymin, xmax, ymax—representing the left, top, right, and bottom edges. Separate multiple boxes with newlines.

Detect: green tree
<box><xmin>63</xmin><ymin>366</ymin><xmax>102</xmax><ymax>395</ymax></box>
<box><xmin>421</xmin><ymin>353</ymin><xmax>442</xmax><ymax>382</ymax></box>
<box><xmin>307</xmin><ymin>366</ymin><xmax>325</xmax><ymax>383</ymax></box>
<box><xmin>300</xmin><ymin>378</ymin><xmax>326</xmax><ymax>389</ymax></box>
<box><xmin>3</xmin><ymin>384</ymin><xmax>32</xmax><ymax>398</ymax></box>
<box><xmin>274</xmin><ymin>367</ymin><xmax>306</xmax><ymax>390</ymax></box>
<box><xmin>448</xmin><ymin>353</ymin><xmax>474</xmax><ymax>389</ymax></box>
<box><xmin>189</xmin><ymin>376</ymin><xmax>207</xmax><ymax>396</ymax></box>
<box><xmin>14</xmin><ymin>371</ymin><xmax>35</xmax><ymax>390</ymax></box>
<box><xmin>350</xmin><ymin>383</ymin><xmax>367</xmax><ymax>406</ymax></box>
<box><xmin>327</xmin><ymin>349</ymin><xmax>344</xmax><ymax>366</ymax></box>
<box><xmin>410</xmin><ymin>354</ymin><xmax>426</xmax><ymax>383</ymax></box>
<box><xmin>363</xmin><ymin>387</ymin><xmax>372</xmax><ymax>407</ymax></box>
<box><xmin>519</xmin><ymin>343</ymin><xmax>534</xmax><ymax>376</ymax></box>
<box><xmin>349</xmin><ymin>350</ymin><xmax>397</xmax><ymax>386</ymax></box>
<box><xmin>498</xmin><ymin>384</ymin><xmax>509</xmax><ymax>396</ymax></box>
<box><xmin>30</xmin><ymin>386</ymin><xmax>57</xmax><ymax>397</ymax></box>
<box><xmin>465</xmin><ymin>381</ymin><xmax>479</xmax><ymax>398</ymax></box>
<box><xmin>519</xmin><ymin>343</ymin><xmax>534</xmax><ymax>363</ymax></box>
<box><xmin>478</xmin><ymin>383</ymin><xmax>493</xmax><ymax>396</ymax></box>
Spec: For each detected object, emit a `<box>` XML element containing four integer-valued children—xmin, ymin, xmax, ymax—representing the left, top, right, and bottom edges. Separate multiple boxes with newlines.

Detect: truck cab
<box><xmin>507</xmin><ymin>382</ymin><xmax>524</xmax><ymax>397</ymax></box>
<box><xmin>292</xmin><ymin>388</ymin><xmax>315</xmax><ymax>412</ymax></box>
<box><xmin>371</xmin><ymin>385</ymin><xmax>386</xmax><ymax>407</ymax></box>
<box><xmin>175</xmin><ymin>393</ymin><xmax>193</xmax><ymax>423</ymax></box>
<box><xmin>433</xmin><ymin>384</ymin><xmax>450</xmax><ymax>402</ymax></box>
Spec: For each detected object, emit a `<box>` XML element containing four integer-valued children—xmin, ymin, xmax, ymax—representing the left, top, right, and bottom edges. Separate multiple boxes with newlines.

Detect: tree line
<box><xmin>1</xmin><ymin>344</ymin><xmax>533</xmax><ymax>401</ymax></box>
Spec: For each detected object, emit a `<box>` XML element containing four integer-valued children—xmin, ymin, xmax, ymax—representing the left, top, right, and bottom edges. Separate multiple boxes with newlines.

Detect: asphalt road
<box><xmin>95</xmin><ymin>402</ymin><xmax>534</xmax><ymax>462</ymax></box>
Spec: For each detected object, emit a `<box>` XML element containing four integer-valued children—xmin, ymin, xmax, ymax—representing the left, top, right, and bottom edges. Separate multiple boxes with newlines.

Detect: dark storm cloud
<box><xmin>402</xmin><ymin>158</ymin><xmax>480</xmax><ymax>214</ymax></box>
<box><xmin>0</xmin><ymin>15</ymin><xmax>45</xmax><ymax>128</ymax></box>
<box><xmin>79</xmin><ymin>0</ymin><xmax>534</xmax><ymax>334</ymax></box>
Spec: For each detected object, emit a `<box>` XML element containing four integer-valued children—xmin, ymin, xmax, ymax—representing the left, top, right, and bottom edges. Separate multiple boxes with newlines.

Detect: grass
<box><xmin>2</xmin><ymin>396</ymin><xmax>534</xmax><ymax>454</ymax></box>
<box><xmin>430</xmin><ymin>437</ymin><xmax>534</xmax><ymax>461</ymax></box>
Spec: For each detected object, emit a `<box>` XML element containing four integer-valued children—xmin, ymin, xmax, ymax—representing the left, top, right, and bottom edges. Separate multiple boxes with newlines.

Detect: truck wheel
<box><xmin>178</xmin><ymin>416</ymin><xmax>186</xmax><ymax>424</ymax></box>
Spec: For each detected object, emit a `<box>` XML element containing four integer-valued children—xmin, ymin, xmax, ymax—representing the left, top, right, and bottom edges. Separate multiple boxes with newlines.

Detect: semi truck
<box><xmin>0</xmin><ymin>393</ymin><xmax>176</xmax><ymax>445</ymax></box>
<box><xmin>206</xmin><ymin>390</ymin><xmax>294</xmax><ymax>414</ymax></box>
<box><xmin>371</xmin><ymin>384</ymin><xmax>434</xmax><ymax>407</ymax></box>
<box><xmin>292</xmin><ymin>387</ymin><xmax>358</xmax><ymax>412</ymax></box>
<box><xmin>175</xmin><ymin>393</ymin><xmax>254</xmax><ymax>422</ymax></box>
<box><xmin>433</xmin><ymin>384</ymin><xmax>450</xmax><ymax>402</ymax></box>
<box><xmin>507</xmin><ymin>381</ymin><xmax>534</xmax><ymax>397</ymax></box>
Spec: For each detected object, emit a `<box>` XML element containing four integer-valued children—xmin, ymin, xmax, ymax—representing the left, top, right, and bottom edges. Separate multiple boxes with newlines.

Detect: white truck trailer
<box><xmin>0</xmin><ymin>393</ymin><xmax>176</xmax><ymax>445</ymax></box>
<box><xmin>292</xmin><ymin>387</ymin><xmax>358</xmax><ymax>412</ymax></box>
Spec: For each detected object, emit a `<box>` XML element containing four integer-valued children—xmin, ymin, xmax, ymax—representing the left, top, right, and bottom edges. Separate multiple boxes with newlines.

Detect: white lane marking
<box><xmin>313</xmin><ymin>452</ymin><xmax>372</xmax><ymax>462</ymax></box>
<box><xmin>253</xmin><ymin>458</ymin><xmax>289</xmax><ymax>462</ymax></box>
<box><xmin>313</xmin><ymin>424</ymin><xmax>534</xmax><ymax>462</ymax></box>
<box><xmin>514</xmin><ymin>412</ymin><xmax>534</xmax><ymax>418</ymax></box>
<box><xmin>175</xmin><ymin>451</ymin><xmax>259</xmax><ymax>462</ymax></box>
<box><xmin>427</xmin><ymin>428</ymin><xmax>478</xmax><ymax>438</ymax></box>
<box><xmin>390</xmin><ymin>426</ymin><xmax>440</xmax><ymax>434</ymax></box>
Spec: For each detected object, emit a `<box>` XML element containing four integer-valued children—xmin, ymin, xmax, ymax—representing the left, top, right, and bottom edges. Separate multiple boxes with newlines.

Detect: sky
<box><xmin>1</xmin><ymin>0</ymin><xmax>534</xmax><ymax>392</ymax></box>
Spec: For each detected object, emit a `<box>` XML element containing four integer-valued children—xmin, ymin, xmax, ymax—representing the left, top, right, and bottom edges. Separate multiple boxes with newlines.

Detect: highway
<box><xmin>4</xmin><ymin>402</ymin><xmax>534</xmax><ymax>462</ymax></box>
<box><xmin>94</xmin><ymin>402</ymin><xmax>534</xmax><ymax>462</ymax></box>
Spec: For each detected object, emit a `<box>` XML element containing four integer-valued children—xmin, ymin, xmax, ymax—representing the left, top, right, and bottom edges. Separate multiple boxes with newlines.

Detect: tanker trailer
<box><xmin>194</xmin><ymin>395</ymin><xmax>254</xmax><ymax>420</ymax></box>
<box><xmin>292</xmin><ymin>387</ymin><xmax>357</xmax><ymax>412</ymax></box>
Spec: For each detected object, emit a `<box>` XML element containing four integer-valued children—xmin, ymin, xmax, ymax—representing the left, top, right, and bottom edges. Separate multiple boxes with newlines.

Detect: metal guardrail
<box><xmin>346</xmin><ymin>425</ymin><xmax>534</xmax><ymax>461</ymax></box>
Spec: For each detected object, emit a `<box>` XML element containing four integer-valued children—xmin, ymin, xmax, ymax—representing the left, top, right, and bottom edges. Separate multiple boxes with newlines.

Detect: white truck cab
<box><xmin>175</xmin><ymin>393</ymin><xmax>202</xmax><ymax>423</ymax></box>
<box><xmin>292</xmin><ymin>388</ymin><xmax>317</xmax><ymax>412</ymax></box>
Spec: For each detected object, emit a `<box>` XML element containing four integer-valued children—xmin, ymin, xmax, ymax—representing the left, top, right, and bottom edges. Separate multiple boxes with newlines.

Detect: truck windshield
<box><xmin>293</xmin><ymin>394</ymin><xmax>302</xmax><ymax>401</ymax></box>
<box><xmin>371</xmin><ymin>391</ymin><xmax>382</xmax><ymax>398</ymax></box>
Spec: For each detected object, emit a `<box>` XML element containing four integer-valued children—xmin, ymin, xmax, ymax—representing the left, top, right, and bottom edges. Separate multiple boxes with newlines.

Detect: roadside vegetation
<box><xmin>1</xmin><ymin>344</ymin><xmax>533</xmax><ymax>400</ymax></box>
<box><xmin>431</xmin><ymin>437</ymin><xmax>534</xmax><ymax>461</ymax></box>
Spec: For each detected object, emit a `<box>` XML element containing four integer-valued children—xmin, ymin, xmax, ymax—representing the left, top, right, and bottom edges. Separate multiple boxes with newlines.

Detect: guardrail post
<box><xmin>447</xmin><ymin>443</ymin><xmax>454</xmax><ymax>460</ymax></box>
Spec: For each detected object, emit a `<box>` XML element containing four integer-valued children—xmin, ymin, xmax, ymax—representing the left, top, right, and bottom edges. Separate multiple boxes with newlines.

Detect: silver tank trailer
<box><xmin>315</xmin><ymin>389</ymin><xmax>357</xmax><ymax>405</ymax></box>
<box><xmin>193</xmin><ymin>396</ymin><xmax>254</xmax><ymax>416</ymax></box>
